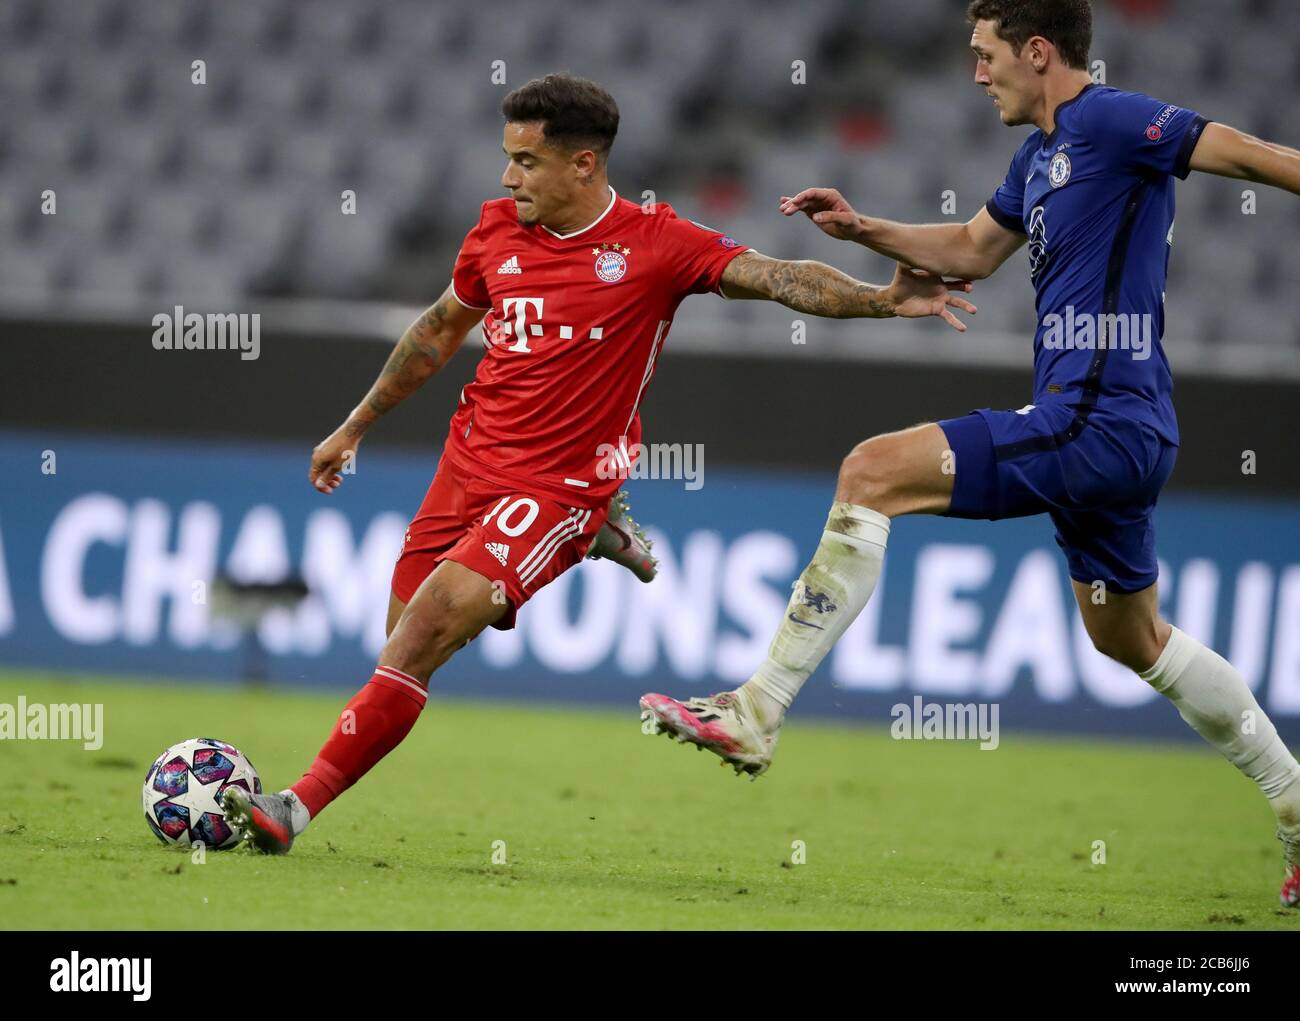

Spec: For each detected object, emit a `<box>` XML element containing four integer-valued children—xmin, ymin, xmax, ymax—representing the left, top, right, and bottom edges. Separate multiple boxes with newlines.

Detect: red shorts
<box><xmin>391</xmin><ymin>456</ymin><xmax>608</xmax><ymax>629</ymax></box>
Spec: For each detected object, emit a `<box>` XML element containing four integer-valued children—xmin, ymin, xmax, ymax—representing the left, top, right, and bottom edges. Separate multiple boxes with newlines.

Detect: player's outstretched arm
<box><xmin>1189</xmin><ymin>122</ymin><xmax>1300</xmax><ymax>196</ymax></box>
<box><xmin>308</xmin><ymin>284</ymin><xmax>484</xmax><ymax>494</ymax></box>
<box><xmin>779</xmin><ymin>189</ymin><xmax>1025</xmax><ymax>280</ymax></box>
<box><xmin>719</xmin><ymin>251</ymin><xmax>976</xmax><ymax>331</ymax></box>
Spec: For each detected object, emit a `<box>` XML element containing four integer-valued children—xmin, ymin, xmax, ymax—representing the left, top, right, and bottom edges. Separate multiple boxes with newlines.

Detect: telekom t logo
<box><xmin>496</xmin><ymin>297</ymin><xmax>605</xmax><ymax>352</ymax></box>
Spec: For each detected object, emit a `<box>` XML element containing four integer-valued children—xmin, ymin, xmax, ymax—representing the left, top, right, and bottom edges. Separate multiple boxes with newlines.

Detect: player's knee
<box><xmin>382</xmin><ymin>622</ymin><xmax>459</xmax><ymax>679</ymax></box>
<box><xmin>381</xmin><ymin>589</ymin><xmax>467</xmax><ymax>677</ymax></box>
<box><xmin>1091</xmin><ymin>627</ymin><xmax>1163</xmax><ymax>674</ymax></box>
<box><xmin>837</xmin><ymin>437</ymin><xmax>897</xmax><ymax>512</ymax></box>
<box><xmin>1091</xmin><ymin>634</ymin><xmax>1132</xmax><ymax>670</ymax></box>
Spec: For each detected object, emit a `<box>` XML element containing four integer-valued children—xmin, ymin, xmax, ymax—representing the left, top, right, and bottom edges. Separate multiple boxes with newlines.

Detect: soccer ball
<box><xmin>142</xmin><ymin>738</ymin><xmax>262</xmax><ymax>850</ymax></box>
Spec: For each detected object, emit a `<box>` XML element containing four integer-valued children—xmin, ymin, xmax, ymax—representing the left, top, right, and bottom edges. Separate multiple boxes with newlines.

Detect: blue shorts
<box><xmin>938</xmin><ymin>401</ymin><xmax>1177</xmax><ymax>593</ymax></box>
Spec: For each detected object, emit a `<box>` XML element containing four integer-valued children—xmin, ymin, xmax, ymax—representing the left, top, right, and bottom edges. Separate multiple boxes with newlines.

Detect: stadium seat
<box><xmin>0</xmin><ymin>0</ymin><xmax>1291</xmax><ymax>347</ymax></box>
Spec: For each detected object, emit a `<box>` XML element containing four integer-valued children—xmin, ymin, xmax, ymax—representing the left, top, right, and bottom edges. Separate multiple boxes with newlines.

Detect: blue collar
<box><xmin>1041</xmin><ymin>82</ymin><xmax>1097</xmax><ymax>149</ymax></box>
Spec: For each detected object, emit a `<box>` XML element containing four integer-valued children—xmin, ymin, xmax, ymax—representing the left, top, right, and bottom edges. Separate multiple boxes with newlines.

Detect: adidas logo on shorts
<box><xmin>496</xmin><ymin>256</ymin><xmax>522</xmax><ymax>275</ymax></box>
<box><xmin>485</xmin><ymin>541</ymin><xmax>510</xmax><ymax>565</ymax></box>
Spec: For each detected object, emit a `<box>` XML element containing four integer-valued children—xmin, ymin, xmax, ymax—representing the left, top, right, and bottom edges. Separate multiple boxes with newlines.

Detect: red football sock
<box><xmin>291</xmin><ymin>666</ymin><xmax>428</xmax><ymax>819</ymax></box>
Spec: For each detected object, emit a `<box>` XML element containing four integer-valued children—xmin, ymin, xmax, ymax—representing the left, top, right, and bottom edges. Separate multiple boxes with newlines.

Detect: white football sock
<box><xmin>1140</xmin><ymin>626</ymin><xmax>1300</xmax><ymax>824</ymax></box>
<box><xmin>745</xmin><ymin>502</ymin><xmax>890</xmax><ymax>717</ymax></box>
<box><xmin>280</xmin><ymin>789</ymin><xmax>313</xmax><ymax>836</ymax></box>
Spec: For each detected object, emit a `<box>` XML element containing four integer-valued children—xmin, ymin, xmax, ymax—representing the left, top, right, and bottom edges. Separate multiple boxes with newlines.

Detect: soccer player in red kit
<box><xmin>224</xmin><ymin>73</ymin><xmax>977</xmax><ymax>853</ymax></box>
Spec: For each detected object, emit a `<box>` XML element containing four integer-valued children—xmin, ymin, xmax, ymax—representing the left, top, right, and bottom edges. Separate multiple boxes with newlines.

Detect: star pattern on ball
<box><xmin>172</xmin><ymin>770</ymin><xmax>228</xmax><ymax>847</ymax></box>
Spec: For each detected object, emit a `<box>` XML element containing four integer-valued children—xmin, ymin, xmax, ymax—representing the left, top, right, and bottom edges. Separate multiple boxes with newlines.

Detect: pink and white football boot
<box><xmin>1279</xmin><ymin>828</ymin><xmax>1300</xmax><ymax>907</ymax></box>
<box><xmin>639</xmin><ymin>689</ymin><xmax>779</xmax><ymax>779</ymax></box>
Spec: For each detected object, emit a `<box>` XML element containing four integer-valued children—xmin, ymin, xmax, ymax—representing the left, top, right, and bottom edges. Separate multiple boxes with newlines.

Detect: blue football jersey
<box><xmin>985</xmin><ymin>84</ymin><xmax>1210</xmax><ymax>445</ymax></box>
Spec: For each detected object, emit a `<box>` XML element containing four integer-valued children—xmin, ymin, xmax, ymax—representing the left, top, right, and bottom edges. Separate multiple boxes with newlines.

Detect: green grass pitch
<box><xmin>0</xmin><ymin>671</ymin><xmax>1296</xmax><ymax>930</ymax></box>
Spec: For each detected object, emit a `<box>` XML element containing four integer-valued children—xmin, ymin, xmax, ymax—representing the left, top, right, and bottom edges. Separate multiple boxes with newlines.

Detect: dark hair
<box><xmin>501</xmin><ymin>73</ymin><xmax>619</xmax><ymax>158</ymax></box>
<box><xmin>967</xmin><ymin>0</ymin><xmax>1092</xmax><ymax>70</ymax></box>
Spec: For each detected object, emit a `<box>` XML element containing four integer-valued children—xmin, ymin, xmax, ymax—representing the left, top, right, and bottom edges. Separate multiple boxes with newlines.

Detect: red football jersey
<box><xmin>445</xmin><ymin>188</ymin><xmax>749</xmax><ymax>508</ymax></box>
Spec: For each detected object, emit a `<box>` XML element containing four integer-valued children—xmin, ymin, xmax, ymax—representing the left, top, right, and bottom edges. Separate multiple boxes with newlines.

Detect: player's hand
<box><xmin>884</xmin><ymin>263</ymin><xmax>977</xmax><ymax>332</ymax></box>
<box><xmin>778</xmin><ymin>188</ymin><xmax>863</xmax><ymax>241</ymax></box>
<box><xmin>309</xmin><ymin>423</ymin><xmax>362</xmax><ymax>494</ymax></box>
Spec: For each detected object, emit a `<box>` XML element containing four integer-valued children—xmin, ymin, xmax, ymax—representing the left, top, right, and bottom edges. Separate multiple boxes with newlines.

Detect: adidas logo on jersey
<box><xmin>496</xmin><ymin>256</ymin><xmax>522</xmax><ymax>275</ymax></box>
<box><xmin>485</xmin><ymin>541</ymin><xmax>510</xmax><ymax>565</ymax></box>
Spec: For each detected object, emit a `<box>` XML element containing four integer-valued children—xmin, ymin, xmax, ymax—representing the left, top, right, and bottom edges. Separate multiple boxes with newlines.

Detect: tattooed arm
<box><xmin>309</xmin><ymin>284</ymin><xmax>484</xmax><ymax>494</ymax></box>
<box><xmin>719</xmin><ymin>251</ymin><xmax>977</xmax><ymax>331</ymax></box>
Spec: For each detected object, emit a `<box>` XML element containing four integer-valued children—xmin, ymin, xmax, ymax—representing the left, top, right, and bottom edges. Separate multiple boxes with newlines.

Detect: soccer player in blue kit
<box><xmin>640</xmin><ymin>0</ymin><xmax>1300</xmax><ymax>905</ymax></box>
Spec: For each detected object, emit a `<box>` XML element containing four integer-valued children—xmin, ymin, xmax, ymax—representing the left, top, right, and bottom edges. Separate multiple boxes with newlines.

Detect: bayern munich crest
<box><xmin>593</xmin><ymin>241</ymin><xmax>629</xmax><ymax>282</ymax></box>
<box><xmin>1048</xmin><ymin>151</ymin><xmax>1071</xmax><ymax>188</ymax></box>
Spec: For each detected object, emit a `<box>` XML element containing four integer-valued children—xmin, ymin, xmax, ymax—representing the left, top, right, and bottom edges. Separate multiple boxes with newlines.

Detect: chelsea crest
<box><xmin>1048</xmin><ymin>151</ymin><xmax>1071</xmax><ymax>188</ymax></box>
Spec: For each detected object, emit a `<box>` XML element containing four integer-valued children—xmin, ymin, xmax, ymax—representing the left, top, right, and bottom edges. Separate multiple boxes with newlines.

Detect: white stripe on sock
<box><xmin>375</xmin><ymin>665</ymin><xmax>427</xmax><ymax>700</ymax></box>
